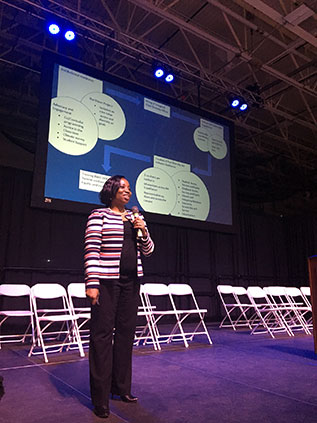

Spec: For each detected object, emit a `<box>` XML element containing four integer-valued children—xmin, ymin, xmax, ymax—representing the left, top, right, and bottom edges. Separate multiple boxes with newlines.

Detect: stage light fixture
<box><xmin>64</xmin><ymin>30</ymin><xmax>76</xmax><ymax>41</ymax></box>
<box><xmin>165</xmin><ymin>73</ymin><xmax>174</xmax><ymax>83</ymax></box>
<box><xmin>48</xmin><ymin>23</ymin><xmax>60</xmax><ymax>35</ymax></box>
<box><xmin>154</xmin><ymin>68</ymin><xmax>164</xmax><ymax>78</ymax></box>
<box><xmin>229</xmin><ymin>96</ymin><xmax>248</xmax><ymax>112</ymax></box>
<box><xmin>239</xmin><ymin>103</ymin><xmax>248</xmax><ymax>111</ymax></box>
<box><xmin>153</xmin><ymin>63</ymin><xmax>175</xmax><ymax>83</ymax></box>
<box><xmin>47</xmin><ymin>20</ymin><xmax>76</xmax><ymax>41</ymax></box>
<box><xmin>231</xmin><ymin>98</ymin><xmax>240</xmax><ymax>108</ymax></box>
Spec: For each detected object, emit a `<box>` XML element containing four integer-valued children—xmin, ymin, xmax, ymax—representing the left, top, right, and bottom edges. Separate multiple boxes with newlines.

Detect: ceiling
<box><xmin>0</xmin><ymin>0</ymin><xmax>317</xmax><ymax>216</ymax></box>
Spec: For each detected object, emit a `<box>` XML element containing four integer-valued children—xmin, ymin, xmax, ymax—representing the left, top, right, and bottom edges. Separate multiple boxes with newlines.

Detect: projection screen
<box><xmin>32</xmin><ymin>52</ymin><xmax>236</xmax><ymax>232</ymax></box>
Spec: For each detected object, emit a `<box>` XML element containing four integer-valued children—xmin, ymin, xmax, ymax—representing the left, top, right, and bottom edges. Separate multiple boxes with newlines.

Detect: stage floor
<box><xmin>0</xmin><ymin>324</ymin><xmax>316</xmax><ymax>423</ymax></box>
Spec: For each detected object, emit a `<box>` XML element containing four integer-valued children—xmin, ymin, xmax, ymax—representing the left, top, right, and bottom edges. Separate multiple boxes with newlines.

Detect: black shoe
<box><xmin>120</xmin><ymin>394</ymin><xmax>138</xmax><ymax>403</ymax></box>
<box><xmin>93</xmin><ymin>405</ymin><xmax>110</xmax><ymax>418</ymax></box>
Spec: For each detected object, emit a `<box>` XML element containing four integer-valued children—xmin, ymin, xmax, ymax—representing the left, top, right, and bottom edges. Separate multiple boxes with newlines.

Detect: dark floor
<box><xmin>0</xmin><ymin>325</ymin><xmax>316</xmax><ymax>423</ymax></box>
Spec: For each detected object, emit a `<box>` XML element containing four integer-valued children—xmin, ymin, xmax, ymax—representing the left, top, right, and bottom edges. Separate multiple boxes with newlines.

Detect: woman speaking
<box><xmin>84</xmin><ymin>175</ymin><xmax>154</xmax><ymax>418</ymax></box>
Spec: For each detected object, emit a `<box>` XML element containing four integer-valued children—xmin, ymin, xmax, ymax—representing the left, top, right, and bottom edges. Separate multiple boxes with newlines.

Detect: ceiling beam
<box><xmin>240</xmin><ymin>0</ymin><xmax>317</xmax><ymax>48</ymax></box>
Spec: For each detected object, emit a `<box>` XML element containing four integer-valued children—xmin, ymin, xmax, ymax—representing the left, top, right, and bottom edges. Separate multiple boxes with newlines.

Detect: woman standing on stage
<box><xmin>84</xmin><ymin>175</ymin><xmax>154</xmax><ymax>419</ymax></box>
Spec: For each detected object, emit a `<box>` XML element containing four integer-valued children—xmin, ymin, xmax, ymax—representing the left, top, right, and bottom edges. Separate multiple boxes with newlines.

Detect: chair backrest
<box><xmin>300</xmin><ymin>286</ymin><xmax>312</xmax><ymax>307</ymax></box>
<box><xmin>168</xmin><ymin>284</ymin><xmax>193</xmax><ymax>296</ymax></box>
<box><xmin>300</xmin><ymin>286</ymin><xmax>311</xmax><ymax>296</ymax></box>
<box><xmin>0</xmin><ymin>284</ymin><xmax>31</xmax><ymax>297</ymax></box>
<box><xmin>31</xmin><ymin>283</ymin><xmax>67</xmax><ymax>299</ymax></box>
<box><xmin>67</xmin><ymin>283</ymin><xmax>86</xmax><ymax>299</ymax></box>
<box><xmin>141</xmin><ymin>284</ymin><xmax>173</xmax><ymax>315</ymax></box>
<box><xmin>232</xmin><ymin>286</ymin><xmax>248</xmax><ymax>296</ymax></box>
<box><xmin>0</xmin><ymin>284</ymin><xmax>33</xmax><ymax>316</ymax></box>
<box><xmin>168</xmin><ymin>283</ymin><xmax>204</xmax><ymax>313</ymax></box>
<box><xmin>138</xmin><ymin>284</ymin><xmax>146</xmax><ymax>305</ymax></box>
<box><xmin>263</xmin><ymin>286</ymin><xmax>292</xmax><ymax>309</ymax></box>
<box><xmin>142</xmin><ymin>283</ymin><xmax>169</xmax><ymax>296</ymax></box>
<box><xmin>217</xmin><ymin>285</ymin><xmax>233</xmax><ymax>294</ymax></box>
<box><xmin>284</xmin><ymin>287</ymin><xmax>302</xmax><ymax>298</ymax></box>
<box><xmin>247</xmin><ymin>286</ymin><xmax>267</xmax><ymax>299</ymax></box>
<box><xmin>264</xmin><ymin>286</ymin><xmax>286</xmax><ymax>297</ymax></box>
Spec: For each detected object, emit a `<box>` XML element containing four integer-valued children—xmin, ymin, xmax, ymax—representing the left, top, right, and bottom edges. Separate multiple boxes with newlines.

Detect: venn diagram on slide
<box><xmin>49</xmin><ymin>92</ymin><xmax>227</xmax><ymax>220</ymax></box>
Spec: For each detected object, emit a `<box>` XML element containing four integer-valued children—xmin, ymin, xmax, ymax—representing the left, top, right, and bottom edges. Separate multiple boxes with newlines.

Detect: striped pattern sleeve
<box><xmin>137</xmin><ymin>215</ymin><xmax>154</xmax><ymax>257</ymax></box>
<box><xmin>84</xmin><ymin>210</ymin><xmax>103</xmax><ymax>289</ymax></box>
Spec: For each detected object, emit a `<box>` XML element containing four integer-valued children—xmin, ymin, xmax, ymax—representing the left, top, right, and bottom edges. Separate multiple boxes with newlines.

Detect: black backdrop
<box><xmin>1</xmin><ymin>165</ymin><xmax>316</xmax><ymax>320</ymax></box>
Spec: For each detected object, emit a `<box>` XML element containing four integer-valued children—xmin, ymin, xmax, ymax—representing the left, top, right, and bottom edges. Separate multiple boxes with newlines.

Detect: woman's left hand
<box><xmin>133</xmin><ymin>217</ymin><xmax>147</xmax><ymax>237</ymax></box>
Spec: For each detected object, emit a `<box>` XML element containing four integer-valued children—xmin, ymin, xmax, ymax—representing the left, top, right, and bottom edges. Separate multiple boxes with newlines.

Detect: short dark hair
<box><xmin>99</xmin><ymin>175</ymin><xmax>125</xmax><ymax>207</ymax></box>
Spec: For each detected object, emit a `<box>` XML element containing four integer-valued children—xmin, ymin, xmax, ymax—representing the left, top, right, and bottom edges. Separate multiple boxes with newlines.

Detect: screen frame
<box><xmin>32</xmin><ymin>51</ymin><xmax>237</xmax><ymax>233</ymax></box>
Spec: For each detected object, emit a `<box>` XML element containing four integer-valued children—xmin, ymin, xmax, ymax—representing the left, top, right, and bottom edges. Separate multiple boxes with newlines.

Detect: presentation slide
<box><xmin>36</xmin><ymin>57</ymin><xmax>234</xmax><ymax>228</ymax></box>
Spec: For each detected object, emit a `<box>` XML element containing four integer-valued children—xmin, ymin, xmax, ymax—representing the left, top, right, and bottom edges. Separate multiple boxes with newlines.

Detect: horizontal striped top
<box><xmin>84</xmin><ymin>208</ymin><xmax>154</xmax><ymax>289</ymax></box>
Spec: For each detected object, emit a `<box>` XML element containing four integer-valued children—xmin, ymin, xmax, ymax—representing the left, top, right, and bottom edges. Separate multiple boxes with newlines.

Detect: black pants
<box><xmin>89</xmin><ymin>278</ymin><xmax>140</xmax><ymax>406</ymax></box>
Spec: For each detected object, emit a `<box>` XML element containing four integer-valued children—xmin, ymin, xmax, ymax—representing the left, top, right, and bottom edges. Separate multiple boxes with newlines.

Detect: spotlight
<box><xmin>48</xmin><ymin>23</ymin><xmax>60</xmax><ymax>35</ymax></box>
<box><xmin>231</xmin><ymin>98</ymin><xmax>240</xmax><ymax>108</ymax></box>
<box><xmin>46</xmin><ymin>20</ymin><xmax>76</xmax><ymax>41</ymax></box>
<box><xmin>153</xmin><ymin>63</ymin><xmax>175</xmax><ymax>83</ymax></box>
<box><xmin>154</xmin><ymin>68</ymin><xmax>164</xmax><ymax>78</ymax></box>
<box><xmin>229</xmin><ymin>96</ymin><xmax>248</xmax><ymax>112</ymax></box>
<box><xmin>64</xmin><ymin>30</ymin><xmax>76</xmax><ymax>41</ymax></box>
<box><xmin>165</xmin><ymin>73</ymin><xmax>174</xmax><ymax>83</ymax></box>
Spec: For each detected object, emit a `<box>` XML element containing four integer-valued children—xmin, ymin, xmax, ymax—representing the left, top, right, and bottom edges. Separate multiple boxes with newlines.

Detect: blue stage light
<box><xmin>229</xmin><ymin>96</ymin><xmax>248</xmax><ymax>111</ymax></box>
<box><xmin>154</xmin><ymin>68</ymin><xmax>164</xmax><ymax>78</ymax></box>
<box><xmin>153</xmin><ymin>64</ymin><xmax>175</xmax><ymax>83</ymax></box>
<box><xmin>231</xmin><ymin>99</ymin><xmax>240</xmax><ymax>108</ymax></box>
<box><xmin>165</xmin><ymin>73</ymin><xmax>174</xmax><ymax>83</ymax></box>
<box><xmin>48</xmin><ymin>23</ymin><xmax>60</xmax><ymax>35</ymax></box>
<box><xmin>64</xmin><ymin>30</ymin><xmax>76</xmax><ymax>41</ymax></box>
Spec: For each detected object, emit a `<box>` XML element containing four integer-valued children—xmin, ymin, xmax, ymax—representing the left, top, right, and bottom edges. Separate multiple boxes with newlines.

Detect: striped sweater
<box><xmin>84</xmin><ymin>208</ymin><xmax>154</xmax><ymax>289</ymax></box>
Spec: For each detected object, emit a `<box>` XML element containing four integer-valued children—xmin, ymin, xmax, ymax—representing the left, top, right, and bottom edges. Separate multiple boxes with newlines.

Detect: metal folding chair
<box><xmin>134</xmin><ymin>284</ymin><xmax>159</xmax><ymax>350</ymax></box>
<box><xmin>141</xmin><ymin>283</ymin><xmax>188</xmax><ymax>348</ymax></box>
<box><xmin>217</xmin><ymin>285</ymin><xmax>238</xmax><ymax>329</ymax></box>
<box><xmin>0</xmin><ymin>284</ymin><xmax>34</xmax><ymax>348</ymax></box>
<box><xmin>247</xmin><ymin>286</ymin><xmax>292</xmax><ymax>338</ymax></box>
<box><xmin>217</xmin><ymin>285</ymin><xmax>255</xmax><ymax>330</ymax></box>
<box><xmin>232</xmin><ymin>286</ymin><xmax>258</xmax><ymax>329</ymax></box>
<box><xmin>168</xmin><ymin>283</ymin><xmax>212</xmax><ymax>345</ymax></box>
<box><xmin>28</xmin><ymin>283</ymin><xmax>85</xmax><ymax>363</ymax></box>
<box><xmin>264</xmin><ymin>286</ymin><xmax>311</xmax><ymax>335</ymax></box>
<box><xmin>67</xmin><ymin>283</ymin><xmax>91</xmax><ymax>347</ymax></box>
<box><xmin>300</xmin><ymin>286</ymin><xmax>312</xmax><ymax>308</ymax></box>
<box><xmin>284</xmin><ymin>287</ymin><xmax>312</xmax><ymax>334</ymax></box>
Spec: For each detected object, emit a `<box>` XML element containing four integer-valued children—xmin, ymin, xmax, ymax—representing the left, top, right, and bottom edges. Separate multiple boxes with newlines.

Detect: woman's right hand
<box><xmin>86</xmin><ymin>288</ymin><xmax>100</xmax><ymax>305</ymax></box>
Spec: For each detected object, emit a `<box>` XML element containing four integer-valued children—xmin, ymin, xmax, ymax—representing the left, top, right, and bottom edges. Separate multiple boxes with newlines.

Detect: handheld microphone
<box><xmin>131</xmin><ymin>206</ymin><xmax>143</xmax><ymax>239</ymax></box>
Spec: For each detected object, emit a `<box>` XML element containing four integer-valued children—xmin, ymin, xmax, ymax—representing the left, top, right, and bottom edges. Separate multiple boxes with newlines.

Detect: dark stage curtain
<box><xmin>1</xmin><ymin>166</ymin><xmax>317</xmax><ymax>320</ymax></box>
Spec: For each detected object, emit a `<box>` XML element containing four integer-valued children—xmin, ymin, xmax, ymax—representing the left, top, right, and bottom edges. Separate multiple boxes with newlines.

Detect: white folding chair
<box><xmin>300</xmin><ymin>286</ymin><xmax>312</xmax><ymax>308</ymax></box>
<box><xmin>264</xmin><ymin>286</ymin><xmax>311</xmax><ymax>335</ymax></box>
<box><xmin>300</xmin><ymin>286</ymin><xmax>313</xmax><ymax>329</ymax></box>
<box><xmin>217</xmin><ymin>285</ymin><xmax>254</xmax><ymax>330</ymax></box>
<box><xmin>28</xmin><ymin>283</ymin><xmax>85</xmax><ymax>363</ymax></box>
<box><xmin>263</xmin><ymin>286</ymin><xmax>299</xmax><ymax>336</ymax></box>
<box><xmin>247</xmin><ymin>286</ymin><xmax>292</xmax><ymax>338</ymax></box>
<box><xmin>217</xmin><ymin>285</ymin><xmax>237</xmax><ymax>329</ymax></box>
<box><xmin>67</xmin><ymin>283</ymin><xmax>91</xmax><ymax>347</ymax></box>
<box><xmin>0</xmin><ymin>284</ymin><xmax>34</xmax><ymax>348</ymax></box>
<box><xmin>134</xmin><ymin>285</ymin><xmax>159</xmax><ymax>350</ymax></box>
<box><xmin>284</xmin><ymin>287</ymin><xmax>312</xmax><ymax>334</ymax></box>
<box><xmin>141</xmin><ymin>283</ymin><xmax>188</xmax><ymax>348</ymax></box>
<box><xmin>168</xmin><ymin>284</ymin><xmax>212</xmax><ymax>345</ymax></box>
<box><xmin>232</xmin><ymin>286</ymin><xmax>257</xmax><ymax>329</ymax></box>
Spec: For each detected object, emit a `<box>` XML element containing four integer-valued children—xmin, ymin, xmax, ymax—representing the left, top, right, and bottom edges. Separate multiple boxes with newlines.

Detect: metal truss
<box><xmin>0</xmin><ymin>0</ymin><xmax>317</xmax><ymax>212</ymax></box>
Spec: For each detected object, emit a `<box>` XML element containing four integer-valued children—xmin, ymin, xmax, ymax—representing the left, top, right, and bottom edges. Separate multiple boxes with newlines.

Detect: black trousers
<box><xmin>89</xmin><ymin>278</ymin><xmax>140</xmax><ymax>406</ymax></box>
